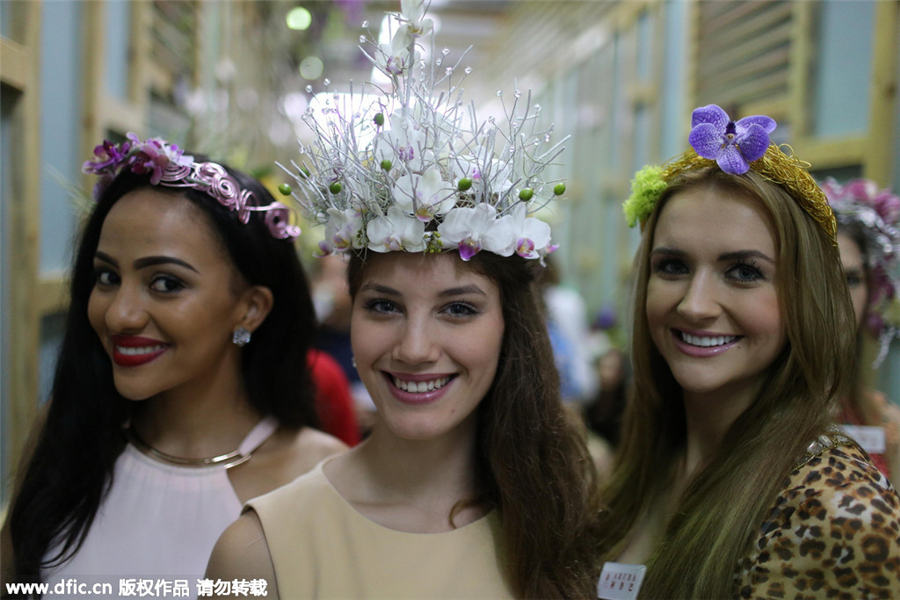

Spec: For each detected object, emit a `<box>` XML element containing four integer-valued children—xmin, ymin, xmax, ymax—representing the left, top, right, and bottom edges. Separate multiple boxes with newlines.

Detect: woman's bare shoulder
<box><xmin>275</xmin><ymin>426</ymin><xmax>347</xmax><ymax>473</ymax></box>
<box><xmin>206</xmin><ymin>511</ymin><xmax>279</xmax><ymax>600</ymax></box>
<box><xmin>231</xmin><ymin>426</ymin><xmax>347</xmax><ymax>501</ymax></box>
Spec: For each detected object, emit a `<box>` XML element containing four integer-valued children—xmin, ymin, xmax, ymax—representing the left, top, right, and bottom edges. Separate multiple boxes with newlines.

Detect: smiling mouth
<box><xmin>115</xmin><ymin>344</ymin><xmax>168</xmax><ymax>356</ymax></box>
<box><xmin>390</xmin><ymin>375</ymin><xmax>454</xmax><ymax>393</ymax></box>
<box><xmin>677</xmin><ymin>331</ymin><xmax>740</xmax><ymax>348</ymax></box>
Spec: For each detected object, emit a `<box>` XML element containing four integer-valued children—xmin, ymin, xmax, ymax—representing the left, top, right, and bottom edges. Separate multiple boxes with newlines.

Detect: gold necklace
<box><xmin>125</xmin><ymin>427</ymin><xmax>252</xmax><ymax>469</ymax></box>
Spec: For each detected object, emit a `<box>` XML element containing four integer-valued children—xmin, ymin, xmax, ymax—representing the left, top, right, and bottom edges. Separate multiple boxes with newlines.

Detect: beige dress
<box><xmin>247</xmin><ymin>460</ymin><xmax>515</xmax><ymax>599</ymax></box>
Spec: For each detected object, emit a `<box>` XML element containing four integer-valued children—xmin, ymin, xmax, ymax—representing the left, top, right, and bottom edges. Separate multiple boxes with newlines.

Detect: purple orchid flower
<box><xmin>129</xmin><ymin>139</ymin><xmax>171</xmax><ymax>185</ymax></box>
<box><xmin>82</xmin><ymin>139</ymin><xmax>132</xmax><ymax>175</ymax></box>
<box><xmin>688</xmin><ymin>104</ymin><xmax>776</xmax><ymax>175</ymax></box>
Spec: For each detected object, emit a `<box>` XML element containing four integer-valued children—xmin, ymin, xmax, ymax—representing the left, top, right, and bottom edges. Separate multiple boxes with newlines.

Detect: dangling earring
<box><xmin>232</xmin><ymin>327</ymin><xmax>251</xmax><ymax>347</ymax></box>
<box><xmin>351</xmin><ymin>356</ymin><xmax>357</xmax><ymax>369</ymax></box>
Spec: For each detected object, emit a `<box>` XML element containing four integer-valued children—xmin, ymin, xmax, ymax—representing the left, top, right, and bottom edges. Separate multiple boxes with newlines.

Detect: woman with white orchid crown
<box><xmin>595</xmin><ymin>104</ymin><xmax>900</xmax><ymax>598</ymax></box>
<box><xmin>207</xmin><ymin>2</ymin><xmax>603</xmax><ymax>598</ymax></box>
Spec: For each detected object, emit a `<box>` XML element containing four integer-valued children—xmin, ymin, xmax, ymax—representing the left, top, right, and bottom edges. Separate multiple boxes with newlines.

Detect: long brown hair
<box><xmin>598</xmin><ymin>168</ymin><xmax>857</xmax><ymax>598</ymax></box>
<box><xmin>837</xmin><ymin>221</ymin><xmax>879</xmax><ymax>416</ymax></box>
<box><xmin>348</xmin><ymin>251</ymin><xmax>603</xmax><ymax>599</ymax></box>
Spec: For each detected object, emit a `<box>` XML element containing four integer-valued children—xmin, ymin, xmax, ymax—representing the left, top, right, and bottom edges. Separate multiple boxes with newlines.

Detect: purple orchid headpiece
<box><xmin>83</xmin><ymin>133</ymin><xmax>300</xmax><ymax>240</ymax></box>
<box><xmin>625</xmin><ymin>103</ymin><xmax>836</xmax><ymax>242</ymax></box>
<box><xmin>688</xmin><ymin>104</ymin><xmax>776</xmax><ymax>175</ymax></box>
<box><xmin>822</xmin><ymin>178</ymin><xmax>900</xmax><ymax>366</ymax></box>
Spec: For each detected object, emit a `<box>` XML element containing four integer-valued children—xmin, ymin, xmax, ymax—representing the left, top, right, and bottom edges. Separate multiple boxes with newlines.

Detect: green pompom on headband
<box><xmin>623</xmin><ymin>165</ymin><xmax>667</xmax><ymax>228</ymax></box>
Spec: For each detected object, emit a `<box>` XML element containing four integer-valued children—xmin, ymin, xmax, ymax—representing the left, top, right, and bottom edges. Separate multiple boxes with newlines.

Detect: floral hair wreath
<box><xmin>277</xmin><ymin>0</ymin><xmax>565</xmax><ymax>262</ymax></box>
<box><xmin>83</xmin><ymin>133</ymin><xmax>300</xmax><ymax>241</ymax></box>
<box><xmin>822</xmin><ymin>178</ymin><xmax>900</xmax><ymax>366</ymax></box>
<box><xmin>623</xmin><ymin>104</ymin><xmax>837</xmax><ymax>242</ymax></box>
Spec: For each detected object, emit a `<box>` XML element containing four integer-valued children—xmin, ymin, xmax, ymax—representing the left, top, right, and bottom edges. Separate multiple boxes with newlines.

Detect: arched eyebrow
<box><xmin>650</xmin><ymin>247</ymin><xmax>775</xmax><ymax>265</ymax></box>
<box><xmin>649</xmin><ymin>247</ymin><xmax>686</xmax><ymax>258</ymax></box>
<box><xmin>717</xmin><ymin>250</ymin><xmax>775</xmax><ymax>265</ymax></box>
<box><xmin>359</xmin><ymin>282</ymin><xmax>486</xmax><ymax>297</ymax></box>
<box><xmin>94</xmin><ymin>251</ymin><xmax>199</xmax><ymax>273</ymax></box>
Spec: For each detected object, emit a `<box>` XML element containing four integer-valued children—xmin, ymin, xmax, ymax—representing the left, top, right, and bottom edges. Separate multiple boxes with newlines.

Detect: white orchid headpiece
<box><xmin>278</xmin><ymin>0</ymin><xmax>566</xmax><ymax>261</ymax></box>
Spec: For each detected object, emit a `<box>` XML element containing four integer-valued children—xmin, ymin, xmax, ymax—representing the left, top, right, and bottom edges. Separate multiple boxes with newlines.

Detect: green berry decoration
<box><xmin>553</xmin><ymin>183</ymin><xmax>566</xmax><ymax>196</ymax></box>
<box><xmin>299</xmin><ymin>166</ymin><xmax>310</xmax><ymax>179</ymax></box>
<box><xmin>380</xmin><ymin>159</ymin><xmax>393</xmax><ymax>171</ymax></box>
<box><xmin>277</xmin><ymin>183</ymin><xmax>292</xmax><ymax>196</ymax></box>
<box><xmin>329</xmin><ymin>181</ymin><xmax>343</xmax><ymax>194</ymax></box>
<box><xmin>518</xmin><ymin>188</ymin><xmax>534</xmax><ymax>201</ymax></box>
<box><xmin>457</xmin><ymin>178</ymin><xmax>472</xmax><ymax>191</ymax></box>
<box><xmin>374</xmin><ymin>112</ymin><xmax>385</xmax><ymax>127</ymax></box>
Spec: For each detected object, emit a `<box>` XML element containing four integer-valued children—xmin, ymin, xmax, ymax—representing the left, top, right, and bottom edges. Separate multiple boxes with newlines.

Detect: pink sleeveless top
<box><xmin>42</xmin><ymin>418</ymin><xmax>278</xmax><ymax>598</ymax></box>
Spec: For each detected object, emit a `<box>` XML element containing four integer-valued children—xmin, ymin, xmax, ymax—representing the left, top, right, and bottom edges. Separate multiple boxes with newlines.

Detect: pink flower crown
<box><xmin>83</xmin><ymin>133</ymin><xmax>300</xmax><ymax>240</ymax></box>
<box><xmin>822</xmin><ymin>178</ymin><xmax>900</xmax><ymax>366</ymax></box>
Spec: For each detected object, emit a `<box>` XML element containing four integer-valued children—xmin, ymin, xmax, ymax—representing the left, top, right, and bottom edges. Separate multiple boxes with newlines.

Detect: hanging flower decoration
<box><xmin>688</xmin><ymin>104</ymin><xmax>775</xmax><ymax>175</ymax></box>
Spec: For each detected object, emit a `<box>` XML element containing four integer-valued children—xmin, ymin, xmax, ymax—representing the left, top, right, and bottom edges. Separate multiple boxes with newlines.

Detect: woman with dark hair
<box><xmin>207</xmin><ymin>2</ymin><xmax>602</xmax><ymax>597</ymax></box>
<box><xmin>596</xmin><ymin>105</ymin><xmax>900</xmax><ymax>598</ymax></box>
<box><xmin>1</xmin><ymin>136</ymin><xmax>344</xmax><ymax>590</ymax></box>
<box><xmin>823</xmin><ymin>178</ymin><xmax>900</xmax><ymax>483</ymax></box>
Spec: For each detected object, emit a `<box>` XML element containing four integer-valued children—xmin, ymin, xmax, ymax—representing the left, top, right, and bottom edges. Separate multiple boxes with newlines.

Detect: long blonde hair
<box><xmin>598</xmin><ymin>168</ymin><xmax>857</xmax><ymax>598</ymax></box>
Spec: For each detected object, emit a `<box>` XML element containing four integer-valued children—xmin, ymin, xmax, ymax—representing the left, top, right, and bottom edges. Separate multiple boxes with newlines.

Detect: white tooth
<box><xmin>118</xmin><ymin>345</ymin><xmax>164</xmax><ymax>355</ymax></box>
<box><xmin>680</xmin><ymin>333</ymin><xmax>738</xmax><ymax>348</ymax></box>
<box><xmin>393</xmin><ymin>376</ymin><xmax>454</xmax><ymax>393</ymax></box>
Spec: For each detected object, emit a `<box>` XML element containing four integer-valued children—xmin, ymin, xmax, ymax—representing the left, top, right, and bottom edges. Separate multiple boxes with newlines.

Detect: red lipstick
<box><xmin>110</xmin><ymin>335</ymin><xmax>169</xmax><ymax>367</ymax></box>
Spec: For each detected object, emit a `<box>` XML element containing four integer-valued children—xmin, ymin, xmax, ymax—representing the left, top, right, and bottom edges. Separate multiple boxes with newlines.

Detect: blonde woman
<box><xmin>597</xmin><ymin>104</ymin><xmax>900</xmax><ymax>598</ymax></box>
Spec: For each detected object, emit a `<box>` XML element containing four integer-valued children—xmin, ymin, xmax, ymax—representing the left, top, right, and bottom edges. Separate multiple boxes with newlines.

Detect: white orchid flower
<box><xmin>375</xmin><ymin>110</ymin><xmax>430</xmax><ymax>171</ymax></box>
<box><xmin>438</xmin><ymin>203</ymin><xmax>516</xmax><ymax>261</ymax></box>
<box><xmin>394</xmin><ymin>166</ymin><xmax>454</xmax><ymax>221</ymax></box>
<box><xmin>376</xmin><ymin>18</ymin><xmax>413</xmax><ymax>76</ymax></box>
<box><xmin>367</xmin><ymin>206</ymin><xmax>425</xmax><ymax>252</ymax></box>
<box><xmin>400</xmin><ymin>0</ymin><xmax>433</xmax><ymax>35</ymax></box>
<box><xmin>324</xmin><ymin>207</ymin><xmax>363</xmax><ymax>252</ymax></box>
<box><xmin>505</xmin><ymin>202</ymin><xmax>552</xmax><ymax>259</ymax></box>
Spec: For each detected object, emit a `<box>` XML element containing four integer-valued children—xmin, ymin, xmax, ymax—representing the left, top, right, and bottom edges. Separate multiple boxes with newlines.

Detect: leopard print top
<box><xmin>735</xmin><ymin>437</ymin><xmax>900</xmax><ymax>599</ymax></box>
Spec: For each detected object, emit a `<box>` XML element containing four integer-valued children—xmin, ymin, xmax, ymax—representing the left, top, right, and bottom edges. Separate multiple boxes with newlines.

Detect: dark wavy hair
<box><xmin>348</xmin><ymin>251</ymin><xmax>603</xmax><ymax>599</ymax></box>
<box><xmin>9</xmin><ymin>159</ymin><xmax>318</xmax><ymax>579</ymax></box>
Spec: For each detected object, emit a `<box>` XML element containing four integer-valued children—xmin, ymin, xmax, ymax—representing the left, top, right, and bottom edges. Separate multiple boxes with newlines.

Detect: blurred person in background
<box><xmin>823</xmin><ymin>177</ymin><xmax>900</xmax><ymax>483</ymax></box>
<box><xmin>311</xmin><ymin>253</ymin><xmax>376</xmax><ymax>435</ymax></box>
<box><xmin>541</xmin><ymin>259</ymin><xmax>598</xmax><ymax>405</ymax></box>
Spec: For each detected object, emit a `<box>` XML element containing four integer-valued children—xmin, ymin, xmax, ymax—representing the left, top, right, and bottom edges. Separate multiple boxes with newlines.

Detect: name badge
<box><xmin>597</xmin><ymin>562</ymin><xmax>646</xmax><ymax>600</ymax></box>
<box><xmin>840</xmin><ymin>424</ymin><xmax>886</xmax><ymax>454</ymax></box>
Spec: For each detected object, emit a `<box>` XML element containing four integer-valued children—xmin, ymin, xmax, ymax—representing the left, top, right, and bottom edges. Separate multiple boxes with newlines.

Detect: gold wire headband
<box><xmin>647</xmin><ymin>146</ymin><xmax>836</xmax><ymax>241</ymax></box>
<box><xmin>624</xmin><ymin>104</ymin><xmax>836</xmax><ymax>242</ymax></box>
